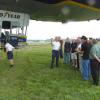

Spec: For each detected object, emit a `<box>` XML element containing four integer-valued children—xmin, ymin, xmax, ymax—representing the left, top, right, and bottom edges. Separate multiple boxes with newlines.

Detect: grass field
<box><xmin>0</xmin><ymin>44</ymin><xmax>100</xmax><ymax>100</ymax></box>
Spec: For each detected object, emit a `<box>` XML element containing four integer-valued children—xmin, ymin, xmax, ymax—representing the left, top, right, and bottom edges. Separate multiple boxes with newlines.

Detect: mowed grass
<box><xmin>0</xmin><ymin>44</ymin><xmax>100</xmax><ymax>100</ymax></box>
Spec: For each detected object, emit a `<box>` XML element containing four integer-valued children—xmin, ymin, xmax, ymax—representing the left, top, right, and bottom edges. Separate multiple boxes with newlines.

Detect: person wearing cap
<box><xmin>81</xmin><ymin>36</ymin><xmax>91</xmax><ymax>80</ymax></box>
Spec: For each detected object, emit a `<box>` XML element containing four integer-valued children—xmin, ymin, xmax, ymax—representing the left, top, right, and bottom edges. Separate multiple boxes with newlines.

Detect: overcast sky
<box><xmin>27</xmin><ymin>20</ymin><xmax>100</xmax><ymax>40</ymax></box>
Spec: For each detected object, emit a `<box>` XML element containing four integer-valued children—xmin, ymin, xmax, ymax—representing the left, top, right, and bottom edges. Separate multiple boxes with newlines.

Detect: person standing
<box><xmin>57</xmin><ymin>36</ymin><xmax>63</xmax><ymax>59</ymax></box>
<box><xmin>64</xmin><ymin>38</ymin><xmax>71</xmax><ymax>64</ymax></box>
<box><xmin>5</xmin><ymin>42</ymin><xmax>15</xmax><ymax>67</ymax></box>
<box><xmin>76</xmin><ymin>38</ymin><xmax>82</xmax><ymax>71</ymax></box>
<box><xmin>51</xmin><ymin>37</ymin><xmax>60</xmax><ymax>68</ymax></box>
<box><xmin>71</xmin><ymin>39</ymin><xmax>77</xmax><ymax>68</ymax></box>
<box><xmin>59</xmin><ymin>39</ymin><xmax>63</xmax><ymax>58</ymax></box>
<box><xmin>1</xmin><ymin>32</ymin><xmax>6</xmax><ymax>49</ymax></box>
<box><xmin>81</xmin><ymin>36</ymin><xmax>91</xmax><ymax>80</ymax></box>
<box><xmin>90</xmin><ymin>39</ymin><xmax>100</xmax><ymax>85</ymax></box>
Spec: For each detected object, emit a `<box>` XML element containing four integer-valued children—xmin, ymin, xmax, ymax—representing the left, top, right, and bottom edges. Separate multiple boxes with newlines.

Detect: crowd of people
<box><xmin>51</xmin><ymin>36</ymin><xmax>100</xmax><ymax>86</ymax></box>
<box><xmin>1</xmin><ymin>34</ymin><xmax>100</xmax><ymax>86</ymax></box>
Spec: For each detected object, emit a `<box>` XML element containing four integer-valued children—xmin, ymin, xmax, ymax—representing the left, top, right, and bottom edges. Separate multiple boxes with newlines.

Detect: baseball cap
<box><xmin>81</xmin><ymin>36</ymin><xmax>87</xmax><ymax>40</ymax></box>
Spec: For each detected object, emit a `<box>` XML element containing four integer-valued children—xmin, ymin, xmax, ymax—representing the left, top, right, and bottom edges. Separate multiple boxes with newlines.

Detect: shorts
<box><xmin>71</xmin><ymin>53</ymin><xmax>77</xmax><ymax>60</ymax></box>
<box><xmin>7</xmin><ymin>51</ymin><xmax>13</xmax><ymax>60</ymax></box>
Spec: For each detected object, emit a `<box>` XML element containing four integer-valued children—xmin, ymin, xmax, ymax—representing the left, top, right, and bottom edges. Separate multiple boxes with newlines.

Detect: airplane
<box><xmin>0</xmin><ymin>0</ymin><xmax>100</xmax><ymax>47</ymax></box>
<box><xmin>0</xmin><ymin>0</ymin><xmax>99</xmax><ymax>22</ymax></box>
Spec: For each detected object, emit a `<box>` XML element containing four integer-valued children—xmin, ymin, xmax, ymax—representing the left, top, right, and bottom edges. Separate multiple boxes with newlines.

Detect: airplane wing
<box><xmin>0</xmin><ymin>0</ymin><xmax>100</xmax><ymax>22</ymax></box>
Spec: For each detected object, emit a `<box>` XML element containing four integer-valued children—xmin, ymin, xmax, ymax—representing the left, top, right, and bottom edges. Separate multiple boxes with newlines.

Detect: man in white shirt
<box><xmin>5</xmin><ymin>42</ymin><xmax>14</xmax><ymax>67</ymax></box>
<box><xmin>51</xmin><ymin>37</ymin><xmax>60</xmax><ymax>68</ymax></box>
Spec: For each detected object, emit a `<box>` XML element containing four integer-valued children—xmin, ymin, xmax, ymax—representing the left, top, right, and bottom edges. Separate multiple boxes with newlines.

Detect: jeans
<box><xmin>64</xmin><ymin>52</ymin><xmax>70</xmax><ymax>64</ymax></box>
<box><xmin>90</xmin><ymin>59</ymin><xmax>100</xmax><ymax>85</ymax></box>
<box><xmin>51</xmin><ymin>50</ymin><xmax>59</xmax><ymax>68</ymax></box>
<box><xmin>82</xmin><ymin>59</ymin><xmax>90</xmax><ymax>80</ymax></box>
